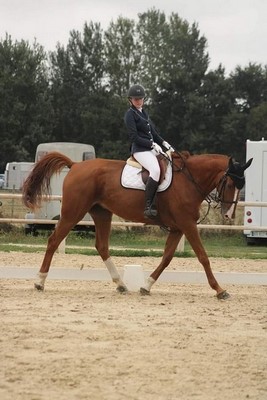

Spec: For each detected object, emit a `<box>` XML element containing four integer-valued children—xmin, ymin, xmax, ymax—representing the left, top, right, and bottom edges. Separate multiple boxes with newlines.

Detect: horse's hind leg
<box><xmin>35</xmin><ymin>217</ymin><xmax>82</xmax><ymax>291</ymax></box>
<box><xmin>90</xmin><ymin>206</ymin><xmax>128</xmax><ymax>293</ymax></box>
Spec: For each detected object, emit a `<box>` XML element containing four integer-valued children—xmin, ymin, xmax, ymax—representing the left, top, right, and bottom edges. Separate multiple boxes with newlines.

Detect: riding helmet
<box><xmin>127</xmin><ymin>84</ymin><xmax>146</xmax><ymax>99</ymax></box>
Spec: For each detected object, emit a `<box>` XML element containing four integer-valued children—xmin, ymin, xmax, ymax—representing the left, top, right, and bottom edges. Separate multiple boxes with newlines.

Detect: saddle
<box><xmin>126</xmin><ymin>153</ymin><xmax>170</xmax><ymax>185</ymax></box>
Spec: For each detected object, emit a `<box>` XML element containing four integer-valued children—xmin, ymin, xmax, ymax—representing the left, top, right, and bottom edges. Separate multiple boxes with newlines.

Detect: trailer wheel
<box><xmin>25</xmin><ymin>225</ymin><xmax>38</xmax><ymax>236</ymax></box>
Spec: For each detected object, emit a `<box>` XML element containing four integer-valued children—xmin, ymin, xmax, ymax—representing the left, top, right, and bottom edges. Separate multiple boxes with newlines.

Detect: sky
<box><xmin>1</xmin><ymin>0</ymin><xmax>267</xmax><ymax>75</ymax></box>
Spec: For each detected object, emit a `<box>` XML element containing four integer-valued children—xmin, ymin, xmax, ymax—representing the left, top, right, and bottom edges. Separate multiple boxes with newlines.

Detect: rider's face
<box><xmin>130</xmin><ymin>97</ymin><xmax>144</xmax><ymax>108</ymax></box>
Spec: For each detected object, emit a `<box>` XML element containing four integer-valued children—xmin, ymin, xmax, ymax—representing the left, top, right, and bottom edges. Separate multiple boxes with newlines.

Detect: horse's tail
<box><xmin>22</xmin><ymin>151</ymin><xmax>74</xmax><ymax>210</ymax></box>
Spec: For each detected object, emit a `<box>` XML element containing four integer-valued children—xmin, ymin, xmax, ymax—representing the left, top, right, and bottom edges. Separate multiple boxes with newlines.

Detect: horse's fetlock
<box><xmin>140</xmin><ymin>287</ymin><xmax>151</xmax><ymax>295</ymax></box>
<box><xmin>116</xmin><ymin>285</ymin><xmax>128</xmax><ymax>294</ymax></box>
<box><xmin>34</xmin><ymin>283</ymin><xmax>44</xmax><ymax>291</ymax></box>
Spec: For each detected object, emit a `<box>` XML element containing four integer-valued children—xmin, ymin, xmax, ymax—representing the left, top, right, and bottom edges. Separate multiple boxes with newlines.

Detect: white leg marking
<box><xmin>142</xmin><ymin>277</ymin><xmax>155</xmax><ymax>292</ymax></box>
<box><xmin>104</xmin><ymin>257</ymin><xmax>127</xmax><ymax>288</ymax></box>
<box><xmin>36</xmin><ymin>272</ymin><xmax>48</xmax><ymax>288</ymax></box>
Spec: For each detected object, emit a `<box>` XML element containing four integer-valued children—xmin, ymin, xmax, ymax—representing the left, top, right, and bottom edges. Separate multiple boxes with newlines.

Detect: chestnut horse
<box><xmin>22</xmin><ymin>151</ymin><xmax>252</xmax><ymax>299</ymax></box>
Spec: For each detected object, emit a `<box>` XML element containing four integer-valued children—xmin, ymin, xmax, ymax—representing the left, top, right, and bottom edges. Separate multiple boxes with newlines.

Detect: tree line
<box><xmin>1</xmin><ymin>8</ymin><xmax>267</xmax><ymax>172</ymax></box>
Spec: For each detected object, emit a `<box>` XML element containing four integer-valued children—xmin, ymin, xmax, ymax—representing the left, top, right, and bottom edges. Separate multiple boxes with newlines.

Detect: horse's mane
<box><xmin>175</xmin><ymin>152</ymin><xmax>229</xmax><ymax>162</ymax></box>
<box><xmin>172</xmin><ymin>151</ymin><xmax>230</xmax><ymax>172</ymax></box>
<box><xmin>193</xmin><ymin>153</ymin><xmax>229</xmax><ymax>159</ymax></box>
<box><xmin>180</xmin><ymin>152</ymin><xmax>229</xmax><ymax>159</ymax></box>
<box><xmin>179</xmin><ymin>150</ymin><xmax>191</xmax><ymax>159</ymax></box>
<box><xmin>172</xmin><ymin>150</ymin><xmax>191</xmax><ymax>160</ymax></box>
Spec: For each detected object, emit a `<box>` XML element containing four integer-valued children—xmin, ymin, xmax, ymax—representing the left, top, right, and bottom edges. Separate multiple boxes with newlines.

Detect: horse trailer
<box><xmin>243</xmin><ymin>138</ymin><xmax>267</xmax><ymax>243</ymax></box>
<box><xmin>4</xmin><ymin>162</ymin><xmax>34</xmax><ymax>190</ymax></box>
<box><xmin>25</xmin><ymin>142</ymin><xmax>96</xmax><ymax>234</ymax></box>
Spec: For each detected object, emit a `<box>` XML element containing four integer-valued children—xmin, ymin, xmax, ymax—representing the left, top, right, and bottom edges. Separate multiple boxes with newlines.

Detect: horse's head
<box><xmin>217</xmin><ymin>156</ymin><xmax>253</xmax><ymax>219</ymax></box>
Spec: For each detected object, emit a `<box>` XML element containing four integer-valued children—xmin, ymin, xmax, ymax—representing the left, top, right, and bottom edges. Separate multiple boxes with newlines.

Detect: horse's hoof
<box><xmin>34</xmin><ymin>283</ymin><xmax>44</xmax><ymax>291</ymax></box>
<box><xmin>140</xmin><ymin>287</ymin><xmax>151</xmax><ymax>296</ymax></box>
<box><xmin>116</xmin><ymin>285</ymin><xmax>128</xmax><ymax>294</ymax></box>
<box><xmin>217</xmin><ymin>290</ymin><xmax>230</xmax><ymax>300</ymax></box>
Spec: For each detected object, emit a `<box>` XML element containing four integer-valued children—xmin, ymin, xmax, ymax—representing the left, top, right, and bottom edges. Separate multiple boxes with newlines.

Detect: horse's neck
<box><xmin>187</xmin><ymin>155</ymin><xmax>227</xmax><ymax>196</ymax></box>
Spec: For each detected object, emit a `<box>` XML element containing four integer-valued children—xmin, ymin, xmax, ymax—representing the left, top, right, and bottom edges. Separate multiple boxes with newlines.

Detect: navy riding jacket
<box><xmin>124</xmin><ymin>106</ymin><xmax>164</xmax><ymax>155</ymax></box>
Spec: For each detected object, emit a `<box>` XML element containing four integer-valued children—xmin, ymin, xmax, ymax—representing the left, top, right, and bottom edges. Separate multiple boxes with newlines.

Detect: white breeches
<box><xmin>133</xmin><ymin>150</ymin><xmax>160</xmax><ymax>182</ymax></box>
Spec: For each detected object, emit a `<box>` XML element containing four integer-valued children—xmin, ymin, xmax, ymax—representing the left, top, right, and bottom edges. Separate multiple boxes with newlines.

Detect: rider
<box><xmin>124</xmin><ymin>84</ymin><xmax>174</xmax><ymax>219</ymax></box>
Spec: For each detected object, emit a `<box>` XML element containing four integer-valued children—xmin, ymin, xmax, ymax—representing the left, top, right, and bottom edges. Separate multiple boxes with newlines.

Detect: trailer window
<box><xmin>36</xmin><ymin>151</ymin><xmax>48</xmax><ymax>162</ymax></box>
<box><xmin>83</xmin><ymin>152</ymin><xmax>95</xmax><ymax>160</ymax></box>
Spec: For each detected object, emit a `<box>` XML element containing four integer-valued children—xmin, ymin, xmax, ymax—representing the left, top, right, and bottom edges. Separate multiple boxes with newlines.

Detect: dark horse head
<box><xmin>220</xmin><ymin>156</ymin><xmax>253</xmax><ymax>219</ymax></box>
<box><xmin>227</xmin><ymin>157</ymin><xmax>253</xmax><ymax>190</ymax></box>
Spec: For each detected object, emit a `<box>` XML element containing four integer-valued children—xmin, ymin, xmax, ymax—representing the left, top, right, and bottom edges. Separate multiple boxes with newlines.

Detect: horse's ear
<box><xmin>243</xmin><ymin>158</ymin><xmax>253</xmax><ymax>171</ymax></box>
<box><xmin>228</xmin><ymin>156</ymin><xmax>235</xmax><ymax>170</ymax></box>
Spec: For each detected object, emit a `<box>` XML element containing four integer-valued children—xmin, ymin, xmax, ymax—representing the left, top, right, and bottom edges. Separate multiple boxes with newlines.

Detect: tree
<box><xmin>192</xmin><ymin>66</ymin><xmax>237</xmax><ymax>154</ymax></box>
<box><xmin>104</xmin><ymin>17</ymin><xmax>140</xmax><ymax>96</ymax></box>
<box><xmin>2</xmin><ymin>10</ymin><xmax>267</xmax><ymax>168</ymax></box>
<box><xmin>230</xmin><ymin>63</ymin><xmax>267</xmax><ymax>158</ymax></box>
<box><xmin>231</xmin><ymin>63</ymin><xmax>267</xmax><ymax>112</ymax></box>
<box><xmin>246</xmin><ymin>102</ymin><xmax>267</xmax><ymax>141</ymax></box>
<box><xmin>49</xmin><ymin>22</ymin><xmax>106</xmax><ymax>145</ymax></box>
<box><xmin>138</xmin><ymin>10</ymin><xmax>209</xmax><ymax>151</ymax></box>
<box><xmin>0</xmin><ymin>35</ymin><xmax>53</xmax><ymax>172</ymax></box>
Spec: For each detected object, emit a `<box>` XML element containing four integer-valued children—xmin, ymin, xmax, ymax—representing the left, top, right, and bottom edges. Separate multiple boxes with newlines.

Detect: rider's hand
<box><xmin>162</xmin><ymin>141</ymin><xmax>175</xmax><ymax>152</ymax></box>
<box><xmin>152</xmin><ymin>142</ymin><xmax>163</xmax><ymax>154</ymax></box>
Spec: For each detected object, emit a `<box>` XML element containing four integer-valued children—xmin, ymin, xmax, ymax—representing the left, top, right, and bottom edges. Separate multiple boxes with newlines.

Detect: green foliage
<box><xmin>0</xmin><ymin>35</ymin><xmax>54</xmax><ymax>171</ymax></box>
<box><xmin>0</xmin><ymin>228</ymin><xmax>266</xmax><ymax>259</ymax></box>
<box><xmin>1</xmin><ymin>9</ymin><xmax>267</xmax><ymax>172</ymax></box>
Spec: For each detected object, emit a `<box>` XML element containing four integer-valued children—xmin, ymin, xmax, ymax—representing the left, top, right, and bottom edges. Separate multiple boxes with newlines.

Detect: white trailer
<box><xmin>5</xmin><ymin>162</ymin><xmax>34</xmax><ymax>190</ymax></box>
<box><xmin>244</xmin><ymin>139</ymin><xmax>267</xmax><ymax>243</ymax></box>
<box><xmin>25</xmin><ymin>142</ymin><xmax>96</xmax><ymax>234</ymax></box>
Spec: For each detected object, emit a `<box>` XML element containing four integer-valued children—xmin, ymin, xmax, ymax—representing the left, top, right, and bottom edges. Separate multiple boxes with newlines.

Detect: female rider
<box><xmin>124</xmin><ymin>84</ymin><xmax>174</xmax><ymax>219</ymax></box>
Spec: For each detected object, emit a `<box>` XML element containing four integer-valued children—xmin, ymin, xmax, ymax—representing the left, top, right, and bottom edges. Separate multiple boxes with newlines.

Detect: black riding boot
<box><xmin>144</xmin><ymin>177</ymin><xmax>159</xmax><ymax>219</ymax></box>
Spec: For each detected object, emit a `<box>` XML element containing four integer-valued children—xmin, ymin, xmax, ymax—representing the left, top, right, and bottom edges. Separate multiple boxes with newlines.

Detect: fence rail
<box><xmin>1</xmin><ymin>193</ymin><xmax>267</xmax><ymax>231</ymax></box>
<box><xmin>1</xmin><ymin>193</ymin><xmax>267</xmax><ymax>253</ymax></box>
<box><xmin>1</xmin><ymin>192</ymin><xmax>267</xmax><ymax>207</ymax></box>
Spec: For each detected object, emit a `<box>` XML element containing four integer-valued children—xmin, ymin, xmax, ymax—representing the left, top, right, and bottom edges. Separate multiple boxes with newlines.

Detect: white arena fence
<box><xmin>0</xmin><ymin>193</ymin><xmax>267</xmax><ymax>253</ymax></box>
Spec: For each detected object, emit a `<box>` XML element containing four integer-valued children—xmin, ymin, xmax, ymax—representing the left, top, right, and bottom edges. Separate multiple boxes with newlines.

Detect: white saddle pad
<box><xmin>121</xmin><ymin>161</ymin><xmax>172</xmax><ymax>192</ymax></box>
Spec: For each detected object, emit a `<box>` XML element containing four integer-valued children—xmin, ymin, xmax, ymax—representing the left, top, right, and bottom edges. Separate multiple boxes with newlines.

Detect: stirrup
<box><xmin>144</xmin><ymin>207</ymin><xmax>158</xmax><ymax>219</ymax></box>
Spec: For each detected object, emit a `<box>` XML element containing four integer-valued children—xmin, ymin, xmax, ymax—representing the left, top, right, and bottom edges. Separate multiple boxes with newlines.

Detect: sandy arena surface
<box><xmin>0</xmin><ymin>251</ymin><xmax>266</xmax><ymax>400</ymax></box>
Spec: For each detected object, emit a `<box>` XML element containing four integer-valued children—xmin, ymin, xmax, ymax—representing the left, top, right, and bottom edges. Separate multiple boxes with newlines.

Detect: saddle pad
<box><xmin>121</xmin><ymin>161</ymin><xmax>172</xmax><ymax>192</ymax></box>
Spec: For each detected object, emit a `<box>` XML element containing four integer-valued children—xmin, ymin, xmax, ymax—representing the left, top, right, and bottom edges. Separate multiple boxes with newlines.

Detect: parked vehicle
<box><xmin>25</xmin><ymin>142</ymin><xmax>96</xmax><ymax>235</ymax></box>
<box><xmin>0</xmin><ymin>173</ymin><xmax>5</xmax><ymax>188</ymax></box>
<box><xmin>243</xmin><ymin>138</ymin><xmax>267</xmax><ymax>243</ymax></box>
<box><xmin>4</xmin><ymin>162</ymin><xmax>34</xmax><ymax>190</ymax></box>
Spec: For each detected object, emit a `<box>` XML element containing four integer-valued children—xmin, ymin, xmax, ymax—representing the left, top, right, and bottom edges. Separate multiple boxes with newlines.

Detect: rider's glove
<box><xmin>162</xmin><ymin>141</ymin><xmax>175</xmax><ymax>152</ymax></box>
<box><xmin>152</xmin><ymin>142</ymin><xmax>163</xmax><ymax>154</ymax></box>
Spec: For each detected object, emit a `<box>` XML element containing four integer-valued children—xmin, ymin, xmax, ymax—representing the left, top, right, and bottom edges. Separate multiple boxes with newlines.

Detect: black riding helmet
<box><xmin>127</xmin><ymin>84</ymin><xmax>146</xmax><ymax>99</ymax></box>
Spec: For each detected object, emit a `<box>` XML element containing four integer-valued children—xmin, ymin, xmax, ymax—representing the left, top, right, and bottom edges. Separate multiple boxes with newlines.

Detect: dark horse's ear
<box><xmin>228</xmin><ymin>157</ymin><xmax>234</xmax><ymax>169</ymax></box>
<box><xmin>243</xmin><ymin>158</ymin><xmax>253</xmax><ymax>171</ymax></box>
<box><xmin>228</xmin><ymin>156</ymin><xmax>238</xmax><ymax>171</ymax></box>
<box><xmin>228</xmin><ymin>156</ymin><xmax>253</xmax><ymax>172</ymax></box>
<box><xmin>227</xmin><ymin>156</ymin><xmax>253</xmax><ymax>190</ymax></box>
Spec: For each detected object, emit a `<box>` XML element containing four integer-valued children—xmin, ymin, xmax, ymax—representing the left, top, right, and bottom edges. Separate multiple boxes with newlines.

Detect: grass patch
<box><xmin>0</xmin><ymin>227</ymin><xmax>266</xmax><ymax>259</ymax></box>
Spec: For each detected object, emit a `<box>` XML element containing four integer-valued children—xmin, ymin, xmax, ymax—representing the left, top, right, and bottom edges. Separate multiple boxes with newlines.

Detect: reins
<box><xmin>168</xmin><ymin>151</ymin><xmax>239</xmax><ymax>223</ymax></box>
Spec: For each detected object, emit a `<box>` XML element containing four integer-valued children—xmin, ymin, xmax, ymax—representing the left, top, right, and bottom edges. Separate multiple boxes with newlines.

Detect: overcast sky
<box><xmin>1</xmin><ymin>0</ymin><xmax>267</xmax><ymax>74</ymax></box>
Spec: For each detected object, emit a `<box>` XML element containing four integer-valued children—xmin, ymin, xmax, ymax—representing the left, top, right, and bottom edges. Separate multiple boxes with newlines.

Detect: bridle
<box><xmin>167</xmin><ymin>151</ymin><xmax>242</xmax><ymax>222</ymax></box>
<box><xmin>211</xmin><ymin>173</ymin><xmax>237</xmax><ymax>205</ymax></box>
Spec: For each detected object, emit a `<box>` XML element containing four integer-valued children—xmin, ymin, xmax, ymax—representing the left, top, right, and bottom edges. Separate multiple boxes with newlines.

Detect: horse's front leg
<box><xmin>140</xmin><ymin>230</ymin><xmax>183</xmax><ymax>295</ymax></box>
<box><xmin>91</xmin><ymin>207</ymin><xmax>128</xmax><ymax>293</ymax></box>
<box><xmin>184</xmin><ymin>224</ymin><xmax>230</xmax><ymax>299</ymax></box>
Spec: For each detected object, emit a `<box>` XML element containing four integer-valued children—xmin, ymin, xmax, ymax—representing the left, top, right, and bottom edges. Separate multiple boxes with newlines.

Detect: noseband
<box><xmin>212</xmin><ymin>174</ymin><xmax>236</xmax><ymax>205</ymax></box>
<box><xmin>170</xmin><ymin>152</ymin><xmax>250</xmax><ymax>223</ymax></box>
<box><xmin>213</xmin><ymin>166</ymin><xmax>245</xmax><ymax>205</ymax></box>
